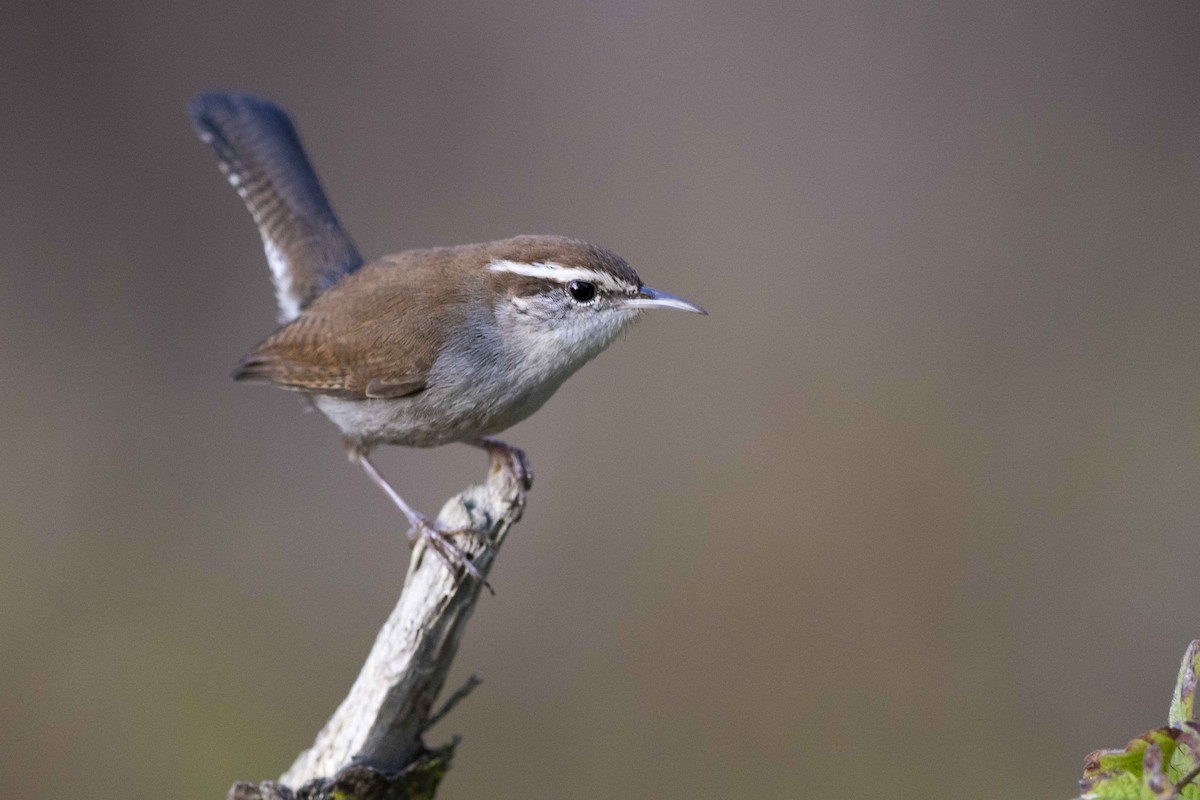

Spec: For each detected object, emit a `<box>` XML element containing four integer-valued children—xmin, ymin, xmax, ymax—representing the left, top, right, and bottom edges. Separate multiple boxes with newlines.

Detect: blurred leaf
<box><xmin>1170</xmin><ymin>642</ymin><xmax>1200</xmax><ymax>727</ymax></box>
<box><xmin>1080</xmin><ymin>770</ymin><xmax>1154</xmax><ymax>800</ymax></box>
<box><xmin>1078</xmin><ymin>643</ymin><xmax>1200</xmax><ymax>800</ymax></box>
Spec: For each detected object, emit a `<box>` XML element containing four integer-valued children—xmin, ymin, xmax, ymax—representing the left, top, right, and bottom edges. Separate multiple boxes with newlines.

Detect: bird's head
<box><xmin>485</xmin><ymin>235</ymin><xmax>705</xmax><ymax>368</ymax></box>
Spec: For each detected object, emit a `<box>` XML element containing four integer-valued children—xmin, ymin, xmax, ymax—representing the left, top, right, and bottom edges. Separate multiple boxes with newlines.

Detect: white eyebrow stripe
<box><xmin>487</xmin><ymin>259</ymin><xmax>625</xmax><ymax>292</ymax></box>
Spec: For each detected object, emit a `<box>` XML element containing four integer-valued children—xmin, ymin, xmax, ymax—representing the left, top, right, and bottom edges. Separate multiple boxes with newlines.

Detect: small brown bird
<box><xmin>190</xmin><ymin>93</ymin><xmax>704</xmax><ymax>582</ymax></box>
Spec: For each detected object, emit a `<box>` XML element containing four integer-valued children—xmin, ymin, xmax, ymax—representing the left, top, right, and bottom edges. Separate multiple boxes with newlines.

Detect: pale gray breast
<box><xmin>312</xmin><ymin>300</ymin><xmax>564</xmax><ymax>447</ymax></box>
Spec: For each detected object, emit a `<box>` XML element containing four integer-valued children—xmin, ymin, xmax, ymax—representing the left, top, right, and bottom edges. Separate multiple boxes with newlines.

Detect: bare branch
<box><xmin>422</xmin><ymin>674</ymin><xmax>483</xmax><ymax>734</ymax></box>
<box><xmin>243</xmin><ymin>455</ymin><xmax>525</xmax><ymax>795</ymax></box>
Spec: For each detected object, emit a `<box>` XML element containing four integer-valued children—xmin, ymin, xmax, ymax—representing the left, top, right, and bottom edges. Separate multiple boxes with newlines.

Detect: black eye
<box><xmin>568</xmin><ymin>280</ymin><xmax>597</xmax><ymax>303</ymax></box>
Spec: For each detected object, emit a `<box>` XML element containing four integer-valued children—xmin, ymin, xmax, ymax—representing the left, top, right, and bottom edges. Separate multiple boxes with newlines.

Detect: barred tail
<box><xmin>189</xmin><ymin>92</ymin><xmax>363</xmax><ymax>322</ymax></box>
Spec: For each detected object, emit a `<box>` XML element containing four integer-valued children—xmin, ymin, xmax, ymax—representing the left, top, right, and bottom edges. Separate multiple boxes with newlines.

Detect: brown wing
<box><xmin>232</xmin><ymin>256</ymin><xmax>465</xmax><ymax>399</ymax></box>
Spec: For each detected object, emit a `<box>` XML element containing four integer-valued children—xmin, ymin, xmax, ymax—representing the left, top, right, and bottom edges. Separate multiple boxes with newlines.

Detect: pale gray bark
<box><xmin>246</xmin><ymin>456</ymin><xmax>524</xmax><ymax>795</ymax></box>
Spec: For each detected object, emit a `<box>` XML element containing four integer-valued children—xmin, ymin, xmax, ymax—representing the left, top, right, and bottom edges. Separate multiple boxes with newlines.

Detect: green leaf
<box><xmin>1170</xmin><ymin>642</ymin><xmax>1200</xmax><ymax>728</ymax></box>
<box><xmin>1078</xmin><ymin>642</ymin><xmax>1200</xmax><ymax>800</ymax></box>
<box><xmin>1082</xmin><ymin>771</ymin><xmax>1156</xmax><ymax>800</ymax></box>
<box><xmin>1086</xmin><ymin>730</ymin><xmax>1183</xmax><ymax>780</ymax></box>
<box><xmin>1167</xmin><ymin>726</ymin><xmax>1199</xmax><ymax>785</ymax></box>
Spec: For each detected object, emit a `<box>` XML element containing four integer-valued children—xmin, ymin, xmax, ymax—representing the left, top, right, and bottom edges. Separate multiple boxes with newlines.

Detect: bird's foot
<box><xmin>348</xmin><ymin>446</ymin><xmax>494</xmax><ymax>592</ymax></box>
<box><xmin>406</xmin><ymin>514</ymin><xmax>493</xmax><ymax>594</ymax></box>
<box><xmin>477</xmin><ymin>437</ymin><xmax>533</xmax><ymax>491</ymax></box>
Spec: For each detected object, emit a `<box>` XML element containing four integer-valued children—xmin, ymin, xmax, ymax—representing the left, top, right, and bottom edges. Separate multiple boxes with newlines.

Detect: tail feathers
<box><xmin>189</xmin><ymin>92</ymin><xmax>363</xmax><ymax>322</ymax></box>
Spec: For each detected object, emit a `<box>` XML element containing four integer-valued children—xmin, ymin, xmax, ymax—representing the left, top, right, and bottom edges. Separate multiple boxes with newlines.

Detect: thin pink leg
<box><xmin>354</xmin><ymin>451</ymin><xmax>488</xmax><ymax>586</ymax></box>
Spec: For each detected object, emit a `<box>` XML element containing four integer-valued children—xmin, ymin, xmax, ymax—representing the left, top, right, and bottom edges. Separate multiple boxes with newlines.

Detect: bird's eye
<box><xmin>568</xmin><ymin>280</ymin><xmax>597</xmax><ymax>303</ymax></box>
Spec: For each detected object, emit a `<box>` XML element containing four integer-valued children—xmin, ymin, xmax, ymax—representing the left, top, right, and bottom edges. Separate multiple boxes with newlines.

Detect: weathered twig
<box><xmin>422</xmin><ymin>674</ymin><xmax>483</xmax><ymax>733</ymax></box>
<box><xmin>229</xmin><ymin>453</ymin><xmax>526</xmax><ymax>799</ymax></box>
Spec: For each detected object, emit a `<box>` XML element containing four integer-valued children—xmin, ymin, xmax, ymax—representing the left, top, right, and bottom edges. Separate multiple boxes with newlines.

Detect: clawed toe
<box><xmin>407</xmin><ymin>518</ymin><xmax>493</xmax><ymax>593</ymax></box>
<box><xmin>508</xmin><ymin>448</ymin><xmax>533</xmax><ymax>490</ymax></box>
<box><xmin>478</xmin><ymin>438</ymin><xmax>533</xmax><ymax>491</ymax></box>
<box><xmin>355</xmin><ymin>452</ymin><xmax>493</xmax><ymax>591</ymax></box>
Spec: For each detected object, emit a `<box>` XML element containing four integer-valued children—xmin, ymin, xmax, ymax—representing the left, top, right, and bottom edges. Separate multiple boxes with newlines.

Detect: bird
<box><xmin>189</xmin><ymin>92</ymin><xmax>705</xmax><ymax>583</ymax></box>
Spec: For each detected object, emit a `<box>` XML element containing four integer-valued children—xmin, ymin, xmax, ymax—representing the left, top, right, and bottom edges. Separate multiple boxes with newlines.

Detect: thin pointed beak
<box><xmin>626</xmin><ymin>286</ymin><xmax>707</xmax><ymax>314</ymax></box>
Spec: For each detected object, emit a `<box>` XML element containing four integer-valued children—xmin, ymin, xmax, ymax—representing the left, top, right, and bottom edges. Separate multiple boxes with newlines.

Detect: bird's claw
<box><xmin>479</xmin><ymin>438</ymin><xmax>533</xmax><ymax>491</ymax></box>
<box><xmin>406</xmin><ymin>516</ymin><xmax>493</xmax><ymax>594</ymax></box>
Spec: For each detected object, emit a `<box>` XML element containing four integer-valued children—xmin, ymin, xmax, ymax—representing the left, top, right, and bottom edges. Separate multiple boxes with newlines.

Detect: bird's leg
<box><xmin>348</xmin><ymin>444</ymin><xmax>489</xmax><ymax>588</ymax></box>
<box><xmin>472</xmin><ymin>437</ymin><xmax>533</xmax><ymax>492</ymax></box>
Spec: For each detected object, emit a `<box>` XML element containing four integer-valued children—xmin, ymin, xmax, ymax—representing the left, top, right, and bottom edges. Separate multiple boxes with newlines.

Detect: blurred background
<box><xmin>1</xmin><ymin>2</ymin><xmax>1198</xmax><ymax>798</ymax></box>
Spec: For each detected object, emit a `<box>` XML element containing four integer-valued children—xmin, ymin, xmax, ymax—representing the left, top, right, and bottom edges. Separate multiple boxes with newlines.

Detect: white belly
<box><xmin>313</xmin><ymin>357</ymin><xmax>569</xmax><ymax>448</ymax></box>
